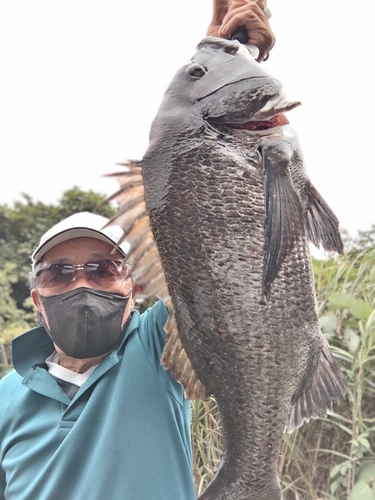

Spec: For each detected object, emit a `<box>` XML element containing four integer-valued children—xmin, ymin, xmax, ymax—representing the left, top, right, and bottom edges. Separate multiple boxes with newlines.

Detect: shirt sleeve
<box><xmin>0</xmin><ymin>467</ymin><xmax>5</xmax><ymax>500</ymax></box>
<box><xmin>138</xmin><ymin>300</ymin><xmax>187</xmax><ymax>405</ymax></box>
<box><xmin>0</xmin><ymin>386</ymin><xmax>6</xmax><ymax>500</ymax></box>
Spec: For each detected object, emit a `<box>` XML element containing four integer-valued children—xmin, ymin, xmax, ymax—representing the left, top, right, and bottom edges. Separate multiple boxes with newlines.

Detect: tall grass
<box><xmin>191</xmin><ymin>246</ymin><xmax>375</xmax><ymax>499</ymax></box>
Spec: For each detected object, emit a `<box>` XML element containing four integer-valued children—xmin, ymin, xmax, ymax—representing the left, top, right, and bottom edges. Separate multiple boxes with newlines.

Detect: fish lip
<box><xmin>194</xmin><ymin>75</ymin><xmax>275</xmax><ymax>103</ymax></box>
<box><xmin>207</xmin><ymin>113</ymin><xmax>290</xmax><ymax>132</ymax></box>
<box><xmin>249</xmin><ymin>95</ymin><xmax>301</xmax><ymax>121</ymax></box>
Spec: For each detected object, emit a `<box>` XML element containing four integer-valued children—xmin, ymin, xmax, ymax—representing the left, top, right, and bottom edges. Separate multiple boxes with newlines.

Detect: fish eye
<box><xmin>224</xmin><ymin>45</ymin><xmax>239</xmax><ymax>55</ymax></box>
<box><xmin>187</xmin><ymin>64</ymin><xmax>207</xmax><ymax>78</ymax></box>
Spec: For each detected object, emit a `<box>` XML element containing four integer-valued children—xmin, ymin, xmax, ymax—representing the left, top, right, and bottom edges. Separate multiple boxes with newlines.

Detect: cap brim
<box><xmin>32</xmin><ymin>227</ymin><xmax>127</xmax><ymax>263</ymax></box>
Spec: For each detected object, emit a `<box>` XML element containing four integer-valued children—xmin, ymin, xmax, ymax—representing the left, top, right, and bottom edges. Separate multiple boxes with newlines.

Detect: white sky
<box><xmin>0</xmin><ymin>0</ymin><xmax>373</xmax><ymax>238</ymax></box>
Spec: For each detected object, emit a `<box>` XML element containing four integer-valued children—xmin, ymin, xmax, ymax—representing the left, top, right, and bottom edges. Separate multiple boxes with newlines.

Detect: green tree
<box><xmin>57</xmin><ymin>186</ymin><xmax>117</xmax><ymax>221</ymax></box>
<box><xmin>0</xmin><ymin>262</ymin><xmax>32</xmax><ymax>376</ymax></box>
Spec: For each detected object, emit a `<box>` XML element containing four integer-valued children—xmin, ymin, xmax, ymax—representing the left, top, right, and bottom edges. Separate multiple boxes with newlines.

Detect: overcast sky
<box><xmin>0</xmin><ymin>0</ymin><xmax>373</xmax><ymax>239</ymax></box>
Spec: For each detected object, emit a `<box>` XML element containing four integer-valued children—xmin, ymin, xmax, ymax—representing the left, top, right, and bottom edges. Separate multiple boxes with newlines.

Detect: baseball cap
<box><xmin>31</xmin><ymin>212</ymin><xmax>129</xmax><ymax>265</ymax></box>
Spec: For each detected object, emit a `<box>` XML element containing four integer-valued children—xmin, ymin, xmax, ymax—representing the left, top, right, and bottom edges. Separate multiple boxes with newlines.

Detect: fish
<box><xmin>104</xmin><ymin>37</ymin><xmax>351</xmax><ymax>500</ymax></box>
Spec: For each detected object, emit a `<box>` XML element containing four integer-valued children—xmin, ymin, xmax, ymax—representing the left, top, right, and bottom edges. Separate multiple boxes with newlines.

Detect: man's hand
<box><xmin>206</xmin><ymin>0</ymin><xmax>275</xmax><ymax>62</ymax></box>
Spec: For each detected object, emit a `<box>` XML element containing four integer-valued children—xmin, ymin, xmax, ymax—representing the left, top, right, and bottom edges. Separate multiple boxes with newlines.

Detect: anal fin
<box><xmin>287</xmin><ymin>338</ymin><xmax>351</xmax><ymax>433</ymax></box>
<box><xmin>306</xmin><ymin>184</ymin><xmax>344</xmax><ymax>254</ymax></box>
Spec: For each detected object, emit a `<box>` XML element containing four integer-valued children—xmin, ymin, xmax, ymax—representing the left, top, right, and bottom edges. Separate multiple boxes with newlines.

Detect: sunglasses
<box><xmin>35</xmin><ymin>260</ymin><xmax>128</xmax><ymax>290</ymax></box>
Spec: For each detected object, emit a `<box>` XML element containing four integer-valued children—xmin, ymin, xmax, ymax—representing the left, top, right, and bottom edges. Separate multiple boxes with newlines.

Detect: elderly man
<box><xmin>1</xmin><ymin>212</ymin><xmax>196</xmax><ymax>499</ymax></box>
<box><xmin>0</xmin><ymin>3</ymin><xmax>274</xmax><ymax>498</ymax></box>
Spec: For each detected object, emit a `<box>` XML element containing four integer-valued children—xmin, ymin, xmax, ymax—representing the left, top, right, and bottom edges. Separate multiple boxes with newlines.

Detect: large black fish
<box><xmin>105</xmin><ymin>37</ymin><xmax>350</xmax><ymax>500</ymax></box>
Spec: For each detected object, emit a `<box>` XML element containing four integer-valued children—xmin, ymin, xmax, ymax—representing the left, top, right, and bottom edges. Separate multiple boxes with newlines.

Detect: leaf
<box><xmin>328</xmin><ymin>292</ymin><xmax>373</xmax><ymax>320</ymax></box>
<box><xmin>340</xmin><ymin>462</ymin><xmax>352</xmax><ymax>475</ymax></box>
<box><xmin>349</xmin><ymin>480</ymin><xmax>375</xmax><ymax>500</ymax></box>
<box><xmin>330</xmin><ymin>478</ymin><xmax>340</xmax><ymax>494</ymax></box>
<box><xmin>330</xmin><ymin>462</ymin><xmax>343</xmax><ymax>479</ymax></box>
<box><xmin>344</xmin><ymin>328</ymin><xmax>360</xmax><ymax>354</ymax></box>
<box><xmin>349</xmin><ymin>299</ymin><xmax>373</xmax><ymax>321</ymax></box>
<box><xmin>329</xmin><ymin>291</ymin><xmax>354</xmax><ymax>309</ymax></box>
<box><xmin>358</xmin><ymin>462</ymin><xmax>375</xmax><ymax>483</ymax></box>
<box><xmin>330</xmin><ymin>460</ymin><xmax>352</xmax><ymax>479</ymax></box>
<box><xmin>357</xmin><ymin>436</ymin><xmax>371</xmax><ymax>450</ymax></box>
<box><xmin>319</xmin><ymin>313</ymin><xmax>338</xmax><ymax>333</ymax></box>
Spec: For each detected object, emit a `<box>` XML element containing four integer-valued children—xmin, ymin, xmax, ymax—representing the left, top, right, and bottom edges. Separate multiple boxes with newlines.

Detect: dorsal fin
<box><xmin>103</xmin><ymin>161</ymin><xmax>208</xmax><ymax>400</ymax></box>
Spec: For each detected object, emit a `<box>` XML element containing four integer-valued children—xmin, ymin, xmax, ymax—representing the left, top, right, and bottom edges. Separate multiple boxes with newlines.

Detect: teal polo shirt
<box><xmin>0</xmin><ymin>301</ymin><xmax>196</xmax><ymax>500</ymax></box>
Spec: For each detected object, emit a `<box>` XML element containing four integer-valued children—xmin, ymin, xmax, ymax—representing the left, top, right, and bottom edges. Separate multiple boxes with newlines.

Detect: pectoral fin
<box><xmin>261</xmin><ymin>141</ymin><xmax>305</xmax><ymax>295</ymax></box>
<box><xmin>306</xmin><ymin>184</ymin><xmax>344</xmax><ymax>254</ymax></box>
<box><xmin>287</xmin><ymin>338</ymin><xmax>351</xmax><ymax>433</ymax></box>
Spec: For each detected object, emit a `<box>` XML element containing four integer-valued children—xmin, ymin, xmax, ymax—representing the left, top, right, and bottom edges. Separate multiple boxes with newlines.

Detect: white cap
<box><xmin>31</xmin><ymin>212</ymin><xmax>129</xmax><ymax>265</ymax></box>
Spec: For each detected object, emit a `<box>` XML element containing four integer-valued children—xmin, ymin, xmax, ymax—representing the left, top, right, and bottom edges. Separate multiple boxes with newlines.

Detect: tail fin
<box><xmin>287</xmin><ymin>338</ymin><xmax>351</xmax><ymax>433</ymax></box>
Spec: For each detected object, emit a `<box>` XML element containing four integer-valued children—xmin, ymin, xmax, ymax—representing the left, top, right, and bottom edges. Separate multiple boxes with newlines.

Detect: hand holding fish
<box><xmin>207</xmin><ymin>0</ymin><xmax>275</xmax><ymax>61</ymax></box>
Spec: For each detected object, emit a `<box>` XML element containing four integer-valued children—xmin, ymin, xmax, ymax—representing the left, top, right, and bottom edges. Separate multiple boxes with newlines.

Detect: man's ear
<box><xmin>31</xmin><ymin>289</ymin><xmax>43</xmax><ymax>313</ymax></box>
<box><xmin>31</xmin><ymin>289</ymin><xmax>47</xmax><ymax>327</ymax></box>
<box><xmin>132</xmin><ymin>283</ymin><xmax>141</xmax><ymax>299</ymax></box>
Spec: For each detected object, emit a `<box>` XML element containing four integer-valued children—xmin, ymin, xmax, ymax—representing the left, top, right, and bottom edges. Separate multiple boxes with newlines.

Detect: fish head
<box><xmin>158</xmin><ymin>37</ymin><xmax>300</xmax><ymax>132</ymax></box>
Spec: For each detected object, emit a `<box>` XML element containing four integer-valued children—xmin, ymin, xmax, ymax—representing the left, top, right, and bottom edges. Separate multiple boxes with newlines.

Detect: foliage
<box><xmin>191</xmin><ymin>399</ymin><xmax>222</xmax><ymax>495</ymax></box>
<box><xmin>191</xmin><ymin>236</ymin><xmax>375</xmax><ymax>499</ymax></box>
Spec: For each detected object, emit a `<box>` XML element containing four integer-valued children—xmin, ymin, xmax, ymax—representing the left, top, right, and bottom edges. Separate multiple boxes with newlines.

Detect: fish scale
<box><xmin>105</xmin><ymin>36</ymin><xmax>351</xmax><ymax>499</ymax></box>
<box><xmin>150</xmin><ymin>128</ymin><xmax>319</xmax><ymax>498</ymax></box>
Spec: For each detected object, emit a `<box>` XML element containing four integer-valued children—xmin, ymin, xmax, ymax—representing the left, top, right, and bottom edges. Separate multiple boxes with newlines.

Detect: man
<box><xmin>0</xmin><ymin>4</ymin><xmax>274</xmax><ymax>499</ymax></box>
<box><xmin>1</xmin><ymin>212</ymin><xmax>196</xmax><ymax>499</ymax></box>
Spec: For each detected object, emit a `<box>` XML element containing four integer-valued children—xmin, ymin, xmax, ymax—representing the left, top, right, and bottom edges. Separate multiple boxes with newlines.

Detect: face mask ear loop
<box><xmin>122</xmin><ymin>263</ymin><xmax>134</xmax><ymax>295</ymax></box>
<box><xmin>128</xmin><ymin>288</ymin><xmax>135</xmax><ymax>311</ymax></box>
<box><xmin>34</xmin><ymin>290</ymin><xmax>47</xmax><ymax>326</ymax></box>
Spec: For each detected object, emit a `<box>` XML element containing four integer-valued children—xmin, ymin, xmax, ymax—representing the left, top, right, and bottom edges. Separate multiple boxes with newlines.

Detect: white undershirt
<box><xmin>45</xmin><ymin>351</ymin><xmax>98</xmax><ymax>386</ymax></box>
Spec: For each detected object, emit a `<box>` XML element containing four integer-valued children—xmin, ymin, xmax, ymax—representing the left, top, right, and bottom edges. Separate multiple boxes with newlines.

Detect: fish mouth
<box><xmin>221</xmin><ymin>113</ymin><xmax>290</xmax><ymax>131</ymax></box>
<box><xmin>207</xmin><ymin>91</ymin><xmax>301</xmax><ymax>131</ymax></box>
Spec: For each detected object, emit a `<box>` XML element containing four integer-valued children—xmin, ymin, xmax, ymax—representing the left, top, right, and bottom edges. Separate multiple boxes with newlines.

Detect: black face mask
<box><xmin>38</xmin><ymin>287</ymin><xmax>132</xmax><ymax>359</ymax></box>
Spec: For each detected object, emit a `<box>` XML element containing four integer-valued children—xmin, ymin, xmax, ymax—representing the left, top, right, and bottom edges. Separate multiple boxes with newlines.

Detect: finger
<box><xmin>255</xmin><ymin>33</ymin><xmax>276</xmax><ymax>62</ymax></box>
<box><xmin>207</xmin><ymin>0</ymin><xmax>230</xmax><ymax>35</ymax></box>
<box><xmin>219</xmin><ymin>8</ymin><xmax>275</xmax><ymax>60</ymax></box>
<box><xmin>206</xmin><ymin>24</ymin><xmax>221</xmax><ymax>37</ymax></box>
<box><xmin>219</xmin><ymin>4</ymin><xmax>268</xmax><ymax>36</ymax></box>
